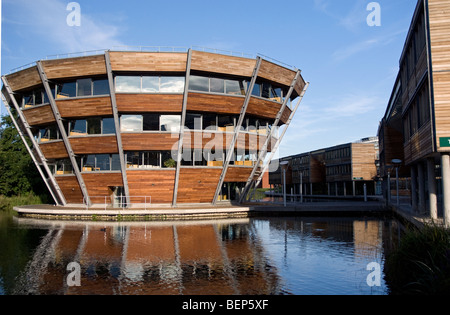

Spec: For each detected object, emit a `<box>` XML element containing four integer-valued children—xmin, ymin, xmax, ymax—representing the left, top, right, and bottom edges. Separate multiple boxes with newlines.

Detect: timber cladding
<box><xmin>22</xmin><ymin>105</ymin><xmax>55</xmax><ymax>126</ymax></box>
<box><xmin>126</xmin><ymin>170</ymin><xmax>175</xmax><ymax>204</ymax></box>
<box><xmin>176</xmin><ymin>168</ymin><xmax>222</xmax><ymax>203</ymax></box>
<box><xmin>116</xmin><ymin>94</ymin><xmax>183</xmax><ymax>113</ymax></box>
<box><xmin>109</xmin><ymin>52</ymin><xmax>187</xmax><ymax>72</ymax></box>
<box><xmin>3</xmin><ymin>49</ymin><xmax>306</xmax><ymax>206</ymax></box>
<box><xmin>41</xmin><ymin>55</ymin><xmax>107</xmax><ymax>79</ymax></box>
<box><xmin>428</xmin><ymin>0</ymin><xmax>450</xmax><ymax>152</ymax></box>
<box><xmin>70</xmin><ymin>136</ymin><xmax>119</xmax><ymax>155</ymax></box>
<box><xmin>57</xmin><ymin>97</ymin><xmax>113</xmax><ymax>118</ymax></box>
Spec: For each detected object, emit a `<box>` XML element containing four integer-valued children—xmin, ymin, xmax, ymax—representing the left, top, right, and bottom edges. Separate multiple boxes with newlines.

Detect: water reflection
<box><xmin>6</xmin><ymin>216</ymin><xmax>400</xmax><ymax>295</ymax></box>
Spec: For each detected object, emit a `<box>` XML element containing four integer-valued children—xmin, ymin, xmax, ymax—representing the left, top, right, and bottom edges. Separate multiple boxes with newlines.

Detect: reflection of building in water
<box><xmin>267</xmin><ymin>217</ymin><xmax>399</xmax><ymax>262</ymax></box>
<box><xmin>14</xmin><ymin>219</ymin><xmax>280</xmax><ymax>295</ymax></box>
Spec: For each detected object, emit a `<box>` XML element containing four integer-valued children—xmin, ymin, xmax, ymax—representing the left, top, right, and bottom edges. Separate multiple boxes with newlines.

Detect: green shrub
<box><xmin>384</xmin><ymin>224</ymin><xmax>450</xmax><ymax>295</ymax></box>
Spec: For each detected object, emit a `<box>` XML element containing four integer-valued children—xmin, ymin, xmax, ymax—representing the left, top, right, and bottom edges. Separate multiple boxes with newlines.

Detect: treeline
<box><xmin>0</xmin><ymin>114</ymin><xmax>49</xmax><ymax>200</ymax></box>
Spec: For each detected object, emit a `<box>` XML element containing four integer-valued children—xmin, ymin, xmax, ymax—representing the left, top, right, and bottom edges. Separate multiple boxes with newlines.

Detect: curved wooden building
<box><xmin>1</xmin><ymin>49</ymin><xmax>308</xmax><ymax>207</ymax></box>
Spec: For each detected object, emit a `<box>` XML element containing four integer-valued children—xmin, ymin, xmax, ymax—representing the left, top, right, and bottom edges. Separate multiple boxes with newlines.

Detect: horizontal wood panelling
<box><xmin>109</xmin><ymin>52</ymin><xmax>187</xmax><ymax>72</ymax></box>
<box><xmin>70</xmin><ymin>136</ymin><xmax>118</xmax><ymax>154</ymax></box>
<box><xmin>122</xmin><ymin>132</ymin><xmax>267</xmax><ymax>151</ymax></box>
<box><xmin>429</xmin><ymin>0</ymin><xmax>450</xmax><ymax>72</ymax></box>
<box><xmin>5</xmin><ymin>66</ymin><xmax>42</xmax><ymax>91</ymax></box>
<box><xmin>258</xmin><ymin>60</ymin><xmax>296</xmax><ymax>87</ymax></box>
<box><xmin>57</xmin><ymin>97</ymin><xmax>113</xmax><ymax>118</ymax></box>
<box><xmin>82</xmin><ymin>172</ymin><xmax>123</xmax><ymax>204</ymax></box>
<box><xmin>246</xmin><ymin>97</ymin><xmax>284</xmax><ymax>122</ymax></box>
<box><xmin>41</xmin><ymin>55</ymin><xmax>107</xmax><ymax>79</ymax></box>
<box><xmin>116</xmin><ymin>94</ymin><xmax>183</xmax><ymax>113</ymax></box>
<box><xmin>40</xmin><ymin>141</ymin><xmax>68</xmax><ymax>159</ymax></box>
<box><xmin>55</xmin><ymin>175</ymin><xmax>83</xmax><ymax>204</ymax></box>
<box><xmin>122</xmin><ymin>133</ymin><xmax>178</xmax><ymax>151</ymax></box>
<box><xmin>187</xmin><ymin>92</ymin><xmax>243</xmax><ymax>114</ymax></box>
<box><xmin>22</xmin><ymin>105</ymin><xmax>55</xmax><ymax>126</ymax></box>
<box><xmin>127</xmin><ymin>170</ymin><xmax>175</xmax><ymax>204</ymax></box>
<box><xmin>351</xmin><ymin>143</ymin><xmax>377</xmax><ymax>180</ymax></box>
<box><xmin>191</xmin><ymin>51</ymin><xmax>256</xmax><ymax>77</ymax></box>
<box><xmin>224</xmin><ymin>166</ymin><xmax>252</xmax><ymax>183</ymax></box>
<box><xmin>294</xmin><ymin>77</ymin><xmax>307</xmax><ymax>96</ymax></box>
<box><xmin>404</xmin><ymin>122</ymin><xmax>433</xmax><ymax>164</ymax></box>
<box><xmin>176</xmin><ymin>168</ymin><xmax>221</xmax><ymax>203</ymax></box>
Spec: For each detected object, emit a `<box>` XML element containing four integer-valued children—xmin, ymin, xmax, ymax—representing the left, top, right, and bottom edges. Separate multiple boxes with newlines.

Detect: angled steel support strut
<box><xmin>212</xmin><ymin>57</ymin><xmax>262</xmax><ymax>205</ymax></box>
<box><xmin>36</xmin><ymin>61</ymin><xmax>91</xmax><ymax>206</ymax></box>
<box><xmin>105</xmin><ymin>50</ymin><xmax>131</xmax><ymax>207</ymax></box>
<box><xmin>240</xmin><ymin>81</ymin><xmax>310</xmax><ymax>203</ymax></box>
<box><xmin>172</xmin><ymin>49</ymin><xmax>193</xmax><ymax>207</ymax></box>
<box><xmin>1</xmin><ymin>75</ymin><xmax>67</xmax><ymax>206</ymax></box>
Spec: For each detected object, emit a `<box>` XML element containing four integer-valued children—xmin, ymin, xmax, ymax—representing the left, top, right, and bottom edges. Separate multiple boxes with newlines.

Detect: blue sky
<box><xmin>1</xmin><ymin>0</ymin><xmax>417</xmax><ymax>158</ymax></box>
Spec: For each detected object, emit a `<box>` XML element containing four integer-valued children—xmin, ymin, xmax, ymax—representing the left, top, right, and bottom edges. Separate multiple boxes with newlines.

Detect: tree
<box><xmin>0</xmin><ymin>114</ymin><xmax>46</xmax><ymax>196</ymax></box>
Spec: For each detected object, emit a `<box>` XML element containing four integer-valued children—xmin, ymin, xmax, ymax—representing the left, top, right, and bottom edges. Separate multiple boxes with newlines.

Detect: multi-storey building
<box><xmin>1</xmin><ymin>49</ymin><xmax>307</xmax><ymax>207</ymax></box>
<box><xmin>378</xmin><ymin>0</ymin><xmax>450</xmax><ymax>226</ymax></box>
<box><xmin>269</xmin><ymin>137</ymin><xmax>379</xmax><ymax>197</ymax></box>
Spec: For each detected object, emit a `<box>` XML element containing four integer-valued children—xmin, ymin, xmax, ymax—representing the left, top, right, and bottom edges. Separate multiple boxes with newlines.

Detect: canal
<box><xmin>0</xmin><ymin>210</ymin><xmax>401</xmax><ymax>295</ymax></box>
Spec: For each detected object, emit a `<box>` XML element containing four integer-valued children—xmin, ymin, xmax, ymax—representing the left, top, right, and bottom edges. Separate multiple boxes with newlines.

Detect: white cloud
<box><xmin>5</xmin><ymin>0</ymin><xmax>124</xmax><ymax>53</ymax></box>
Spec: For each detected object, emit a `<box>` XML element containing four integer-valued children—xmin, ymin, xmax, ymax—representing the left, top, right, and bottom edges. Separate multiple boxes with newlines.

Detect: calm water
<box><xmin>0</xmin><ymin>211</ymin><xmax>401</xmax><ymax>295</ymax></box>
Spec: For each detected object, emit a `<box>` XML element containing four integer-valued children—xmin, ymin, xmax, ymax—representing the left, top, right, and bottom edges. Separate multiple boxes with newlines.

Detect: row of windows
<box><xmin>114</xmin><ymin>74</ymin><xmax>289</xmax><ymax>103</ymax></box>
<box><xmin>36</xmin><ymin>112</ymin><xmax>273</xmax><ymax>143</ymax></box>
<box><xmin>325</xmin><ymin>147</ymin><xmax>351</xmax><ymax>160</ymax></box>
<box><xmin>403</xmin><ymin>82</ymin><xmax>430</xmax><ymax>142</ymax></box>
<box><xmin>120</xmin><ymin>113</ymin><xmax>272</xmax><ymax>134</ymax></box>
<box><xmin>291</xmin><ymin>155</ymin><xmax>310</xmax><ymax>166</ymax></box>
<box><xmin>20</xmin><ymin>78</ymin><xmax>110</xmax><ymax>108</ymax></box>
<box><xmin>126</xmin><ymin>150</ymin><xmax>259</xmax><ymax>169</ymax></box>
<box><xmin>52</xmin><ymin>154</ymin><xmax>121</xmax><ymax>175</ymax></box>
<box><xmin>53</xmin><ymin>149</ymin><xmax>260</xmax><ymax>174</ymax></box>
<box><xmin>400</xmin><ymin>8</ymin><xmax>426</xmax><ymax>86</ymax></box>
<box><xmin>115</xmin><ymin>76</ymin><xmax>185</xmax><ymax>94</ymax></box>
<box><xmin>36</xmin><ymin>117</ymin><xmax>116</xmax><ymax>142</ymax></box>
<box><xmin>326</xmin><ymin>164</ymin><xmax>351</xmax><ymax>176</ymax></box>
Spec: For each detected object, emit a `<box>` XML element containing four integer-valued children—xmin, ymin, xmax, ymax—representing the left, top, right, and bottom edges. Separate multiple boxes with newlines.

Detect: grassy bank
<box><xmin>0</xmin><ymin>194</ymin><xmax>49</xmax><ymax>214</ymax></box>
<box><xmin>384</xmin><ymin>224</ymin><xmax>450</xmax><ymax>295</ymax></box>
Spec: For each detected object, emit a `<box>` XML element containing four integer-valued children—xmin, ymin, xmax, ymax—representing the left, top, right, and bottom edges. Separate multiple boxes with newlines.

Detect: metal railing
<box><xmin>8</xmin><ymin>45</ymin><xmax>298</xmax><ymax>74</ymax></box>
<box><xmin>84</xmin><ymin>196</ymin><xmax>152</xmax><ymax>210</ymax></box>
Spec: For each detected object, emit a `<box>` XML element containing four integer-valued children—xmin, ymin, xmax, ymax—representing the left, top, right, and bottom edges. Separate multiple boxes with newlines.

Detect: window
<box><xmin>55</xmin><ymin>159</ymin><xmax>73</xmax><ymax>175</ymax></box>
<box><xmin>77</xmin><ymin>78</ymin><xmax>92</xmax><ymax>97</ymax></box>
<box><xmin>252</xmin><ymin>83</ymin><xmax>261</xmax><ymax>97</ymax></box>
<box><xmin>35</xmin><ymin>90</ymin><xmax>44</xmax><ymax>105</ymax></box>
<box><xmin>70</xmin><ymin>120</ymin><xmax>87</xmax><ymax>136</ymax></box>
<box><xmin>81</xmin><ymin>154</ymin><xmax>120</xmax><ymax>172</ymax></box>
<box><xmin>121</xmin><ymin>115</ymin><xmax>143</xmax><ymax>132</ymax></box>
<box><xmin>160</xmin><ymin>77</ymin><xmax>185</xmax><ymax>93</ymax></box>
<box><xmin>189</xmin><ymin>76</ymin><xmax>209</xmax><ymax>92</ymax></box>
<box><xmin>87</xmin><ymin>118</ymin><xmax>101</xmax><ymax>135</ymax></box>
<box><xmin>225</xmin><ymin>80</ymin><xmax>245</xmax><ymax>95</ymax></box>
<box><xmin>93</xmin><ymin>79</ymin><xmax>110</xmax><ymax>95</ymax></box>
<box><xmin>96</xmin><ymin>154</ymin><xmax>111</xmax><ymax>171</ymax></box>
<box><xmin>203</xmin><ymin>114</ymin><xmax>217</xmax><ymax>130</ymax></box>
<box><xmin>143</xmin><ymin>114</ymin><xmax>160</xmax><ymax>131</ymax></box>
<box><xmin>160</xmin><ymin>115</ymin><xmax>181</xmax><ymax>132</ymax></box>
<box><xmin>218</xmin><ymin>115</ymin><xmax>235</xmax><ymax>131</ymax></box>
<box><xmin>126</xmin><ymin>152</ymin><xmax>142</xmax><ymax>168</ymax></box>
<box><xmin>143</xmin><ymin>152</ymin><xmax>159</xmax><ymax>168</ymax></box>
<box><xmin>210</xmin><ymin>78</ymin><xmax>225</xmax><ymax>94</ymax></box>
<box><xmin>115</xmin><ymin>76</ymin><xmax>185</xmax><ymax>93</ymax></box>
<box><xmin>102</xmin><ymin>118</ymin><xmax>116</xmax><ymax>134</ymax></box>
<box><xmin>111</xmin><ymin>154</ymin><xmax>121</xmax><ymax>171</ymax></box>
<box><xmin>185</xmin><ymin>113</ymin><xmax>202</xmax><ymax>130</ymax></box>
<box><xmin>142</xmin><ymin>77</ymin><xmax>159</xmax><ymax>93</ymax></box>
<box><xmin>115</xmin><ymin>76</ymin><xmax>141</xmax><ymax>93</ymax></box>
<box><xmin>57</xmin><ymin>82</ymin><xmax>76</xmax><ymax>98</ymax></box>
